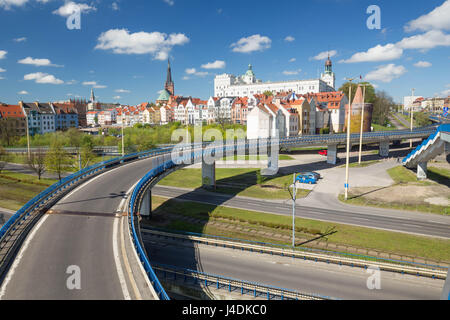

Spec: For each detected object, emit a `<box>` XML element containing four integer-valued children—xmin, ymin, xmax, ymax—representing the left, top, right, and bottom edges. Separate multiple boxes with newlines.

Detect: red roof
<box><xmin>0</xmin><ymin>105</ymin><xmax>25</xmax><ymax>118</ymax></box>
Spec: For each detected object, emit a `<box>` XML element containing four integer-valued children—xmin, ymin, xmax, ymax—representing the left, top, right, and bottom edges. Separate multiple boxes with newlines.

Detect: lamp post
<box><xmin>410</xmin><ymin>88</ymin><xmax>415</xmax><ymax>149</ymax></box>
<box><xmin>121</xmin><ymin>105</ymin><xmax>125</xmax><ymax>157</ymax></box>
<box><xmin>358</xmin><ymin>83</ymin><xmax>370</xmax><ymax>165</ymax></box>
<box><xmin>290</xmin><ymin>173</ymin><xmax>297</xmax><ymax>248</ymax></box>
<box><xmin>344</xmin><ymin>78</ymin><xmax>355</xmax><ymax>200</ymax></box>
<box><xmin>26</xmin><ymin>113</ymin><xmax>31</xmax><ymax>160</ymax></box>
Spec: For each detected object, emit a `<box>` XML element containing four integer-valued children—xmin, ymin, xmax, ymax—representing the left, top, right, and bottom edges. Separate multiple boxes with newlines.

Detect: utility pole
<box><xmin>121</xmin><ymin>105</ymin><xmax>125</xmax><ymax>157</ymax></box>
<box><xmin>410</xmin><ymin>88</ymin><xmax>415</xmax><ymax>148</ymax></box>
<box><xmin>344</xmin><ymin>78</ymin><xmax>354</xmax><ymax>200</ymax></box>
<box><xmin>26</xmin><ymin>114</ymin><xmax>31</xmax><ymax>160</ymax></box>
<box><xmin>358</xmin><ymin>84</ymin><xmax>369</xmax><ymax>164</ymax></box>
<box><xmin>290</xmin><ymin>173</ymin><xmax>297</xmax><ymax>248</ymax></box>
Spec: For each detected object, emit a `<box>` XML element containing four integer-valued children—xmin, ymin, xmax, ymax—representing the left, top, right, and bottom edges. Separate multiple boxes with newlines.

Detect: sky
<box><xmin>0</xmin><ymin>0</ymin><xmax>449</xmax><ymax>105</ymax></box>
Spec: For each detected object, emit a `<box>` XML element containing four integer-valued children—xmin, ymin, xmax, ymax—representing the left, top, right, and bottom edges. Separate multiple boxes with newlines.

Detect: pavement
<box><xmin>0</xmin><ymin>157</ymin><xmax>159</xmax><ymax>300</ymax></box>
<box><xmin>143</xmin><ymin>233</ymin><xmax>444</xmax><ymax>300</ymax></box>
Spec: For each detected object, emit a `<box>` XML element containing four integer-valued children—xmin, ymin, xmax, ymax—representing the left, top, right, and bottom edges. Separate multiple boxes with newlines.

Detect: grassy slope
<box><xmin>150</xmin><ymin>196</ymin><xmax>450</xmax><ymax>262</ymax></box>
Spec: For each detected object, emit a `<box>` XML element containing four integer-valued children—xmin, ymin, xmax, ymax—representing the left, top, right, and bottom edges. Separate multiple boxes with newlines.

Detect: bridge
<box><xmin>0</xmin><ymin>125</ymin><xmax>447</xmax><ymax>300</ymax></box>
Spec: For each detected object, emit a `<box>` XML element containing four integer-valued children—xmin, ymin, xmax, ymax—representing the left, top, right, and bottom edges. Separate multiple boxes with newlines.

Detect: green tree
<box><xmin>414</xmin><ymin>112</ymin><xmax>432</xmax><ymax>127</ymax></box>
<box><xmin>0</xmin><ymin>146</ymin><xmax>11</xmax><ymax>174</ymax></box>
<box><xmin>27</xmin><ymin>148</ymin><xmax>46</xmax><ymax>180</ymax></box>
<box><xmin>80</xmin><ymin>144</ymin><xmax>96</xmax><ymax>169</ymax></box>
<box><xmin>263</xmin><ymin>90</ymin><xmax>273</xmax><ymax>97</ymax></box>
<box><xmin>338</xmin><ymin>81</ymin><xmax>376</xmax><ymax>104</ymax></box>
<box><xmin>372</xmin><ymin>91</ymin><xmax>394</xmax><ymax>126</ymax></box>
<box><xmin>45</xmin><ymin>141</ymin><xmax>71</xmax><ymax>181</ymax></box>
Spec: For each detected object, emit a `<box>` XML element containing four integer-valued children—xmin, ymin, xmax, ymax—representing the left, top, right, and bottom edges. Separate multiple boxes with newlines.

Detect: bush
<box><xmin>319</xmin><ymin>127</ymin><xmax>330</xmax><ymax>135</ymax></box>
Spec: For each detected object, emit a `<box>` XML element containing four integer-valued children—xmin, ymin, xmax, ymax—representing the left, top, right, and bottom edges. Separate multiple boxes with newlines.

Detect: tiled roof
<box><xmin>0</xmin><ymin>105</ymin><xmax>25</xmax><ymax>118</ymax></box>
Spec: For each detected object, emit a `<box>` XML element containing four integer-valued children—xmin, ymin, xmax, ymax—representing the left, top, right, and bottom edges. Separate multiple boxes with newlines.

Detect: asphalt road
<box><xmin>152</xmin><ymin>186</ymin><xmax>450</xmax><ymax>239</ymax></box>
<box><xmin>0</xmin><ymin>157</ymin><xmax>158</xmax><ymax>300</ymax></box>
<box><xmin>143</xmin><ymin>234</ymin><xmax>444</xmax><ymax>300</ymax></box>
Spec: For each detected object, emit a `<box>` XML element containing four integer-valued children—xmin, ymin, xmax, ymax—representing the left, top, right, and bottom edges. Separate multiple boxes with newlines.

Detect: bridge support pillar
<box><xmin>379</xmin><ymin>141</ymin><xmax>390</xmax><ymax>157</ymax></box>
<box><xmin>202</xmin><ymin>158</ymin><xmax>216</xmax><ymax>190</ymax></box>
<box><xmin>417</xmin><ymin>161</ymin><xmax>427</xmax><ymax>180</ymax></box>
<box><xmin>327</xmin><ymin>144</ymin><xmax>337</xmax><ymax>165</ymax></box>
<box><xmin>261</xmin><ymin>138</ymin><xmax>279</xmax><ymax>176</ymax></box>
<box><xmin>140</xmin><ymin>189</ymin><xmax>152</xmax><ymax>220</ymax></box>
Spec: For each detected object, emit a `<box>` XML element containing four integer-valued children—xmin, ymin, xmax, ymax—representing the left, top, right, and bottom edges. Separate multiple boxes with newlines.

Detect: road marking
<box><xmin>112</xmin><ymin>215</ymin><xmax>131</xmax><ymax>300</ymax></box>
<box><xmin>0</xmin><ymin>214</ymin><xmax>49</xmax><ymax>300</ymax></box>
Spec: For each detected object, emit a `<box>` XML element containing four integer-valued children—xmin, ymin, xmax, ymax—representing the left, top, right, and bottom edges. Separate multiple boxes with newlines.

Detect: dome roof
<box><xmin>245</xmin><ymin>64</ymin><xmax>255</xmax><ymax>77</ymax></box>
<box><xmin>157</xmin><ymin>89</ymin><xmax>170</xmax><ymax>101</ymax></box>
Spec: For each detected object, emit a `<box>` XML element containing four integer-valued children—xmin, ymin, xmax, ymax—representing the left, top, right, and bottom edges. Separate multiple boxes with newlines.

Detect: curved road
<box><xmin>0</xmin><ymin>157</ymin><xmax>157</xmax><ymax>299</ymax></box>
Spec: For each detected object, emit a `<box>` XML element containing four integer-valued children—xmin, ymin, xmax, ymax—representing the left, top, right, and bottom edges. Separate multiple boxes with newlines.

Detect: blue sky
<box><xmin>0</xmin><ymin>0</ymin><xmax>449</xmax><ymax>105</ymax></box>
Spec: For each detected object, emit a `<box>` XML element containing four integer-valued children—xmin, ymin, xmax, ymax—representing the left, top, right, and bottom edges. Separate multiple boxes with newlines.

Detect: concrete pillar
<box><xmin>441</xmin><ymin>266</ymin><xmax>450</xmax><ymax>300</ymax></box>
<box><xmin>379</xmin><ymin>141</ymin><xmax>389</xmax><ymax>157</ymax></box>
<box><xmin>202</xmin><ymin>158</ymin><xmax>216</xmax><ymax>190</ymax></box>
<box><xmin>261</xmin><ymin>138</ymin><xmax>279</xmax><ymax>176</ymax></box>
<box><xmin>140</xmin><ymin>189</ymin><xmax>152</xmax><ymax>219</ymax></box>
<box><xmin>417</xmin><ymin>161</ymin><xmax>427</xmax><ymax>180</ymax></box>
<box><xmin>327</xmin><ymin>144</ymin><xmax>337</xmax><ymax>165</ymax></box>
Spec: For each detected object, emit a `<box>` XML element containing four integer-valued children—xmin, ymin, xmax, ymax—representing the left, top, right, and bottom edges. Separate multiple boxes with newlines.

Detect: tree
<box><xmin>27</xmin><ymin>148</ymin><xmax>46</xmax><ymax>180</ymax></box>
<box><xmin>45</xmin><ymin>141</ymin><xmax>70</xmax><ymax>181</ymax></box>
<box><xmin>0</xmin><ymin>118</ymin><xmax>19</xmax><ymax>147</ymax></box>
<box><xmin>263</xmin><ymin>90</ymin><xmax>273</xmax><ymax>97</ymax></box>
<box><xmin>414</xmin><ymin>112</ymin><xmax>431</xmax><ymax>127</ymax></box>
<box><xmin>79</xmin><ymin>144</ymin><xmax>96</xmax><ymax>169</ymax></box>
<box><xmin>339</xmin><ymin>81</ymin><xmax>376</xmax><ymax>104</ymax></box>
<box><xmin>0</xmin><ymin>146</ymin><xmax>11</xmax><ymax>174</ymax></box>
<box><xmin>372</xmin><ymin>91</ymin><xmax>394</xmax><ymax>126</ymax></box>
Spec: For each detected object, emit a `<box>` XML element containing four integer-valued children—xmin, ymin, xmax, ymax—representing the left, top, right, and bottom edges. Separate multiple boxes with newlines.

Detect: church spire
<box><xmin>90</xmin><ymin>88</ymin><xmax>95</xmax><ymax>102</ymax></box>
<box><xmin>165</xmin><ymin>58</ymin><xmax>174</xmax><ymax>96</ymax></box>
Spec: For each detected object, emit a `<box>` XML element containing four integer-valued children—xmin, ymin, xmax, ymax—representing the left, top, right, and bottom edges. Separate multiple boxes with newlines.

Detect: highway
<box><xmin>142</xmin><ymin>233</ymin><xmax>444</xmax><ymax>300</ymax></box>
<box><xmin>152</xmin><ymin>186</ymin><xmax>450</xmax><ymax>239</ymax></box>
<box><xmin>0</xmin><ymin>157</ymin><xmax>158</xmax><ymax>299</ymax></box>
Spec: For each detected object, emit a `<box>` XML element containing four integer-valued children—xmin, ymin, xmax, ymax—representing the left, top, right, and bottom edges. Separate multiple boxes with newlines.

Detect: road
<box><xmin>143</xmin><ymin>234</ymin><xmax>444</xmax><ymax>300</ymax></box>
<box><xmin>152</xmin><ymin>185</ymin><xmax>450</xmax><ymax>239</ymax></box>
<box><xmin>0</xmin><ymin>157</ymin><xmax>157</xmax><ymax>299</ymax></box>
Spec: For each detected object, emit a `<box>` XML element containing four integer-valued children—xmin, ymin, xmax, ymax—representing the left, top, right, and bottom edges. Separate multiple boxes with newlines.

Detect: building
<box><xmin>308</xmin><ymin>92</ymin><xmax>348</xmax><ymax>133</ymax></box>
<box><xmin>288</xmin><ymin>98</ymin><xmax>311</xmax><ymax>135</ymax></box>
<box><xmin>53</xmin><ymin>103</ymin><xmax>79</xmax><ymax>130</ymax></box>
<box><xmin>214</xmin><ymin>60</ymin><xmax>335</xmax><ymax>98</ymax></box>
<box><xmin>246</xmin><ymin>102</ymin><xmax>285</xmax><ymax>139</ymax></box>
<box><xmin>156</xmin><ymin>59</ymin><xmax>175</xmax><ymax>106</ymax></box>
<box><xmin>231</xmin><ymin>97</ymin><xmax>249</xmax><ymax>125</ymax></box>
<box><xmin>0</xmin><ymin>104</ymin><xmax>27</xmax><ymax>139</ymax></box>
<box><xmin>19</xmin><ymin>101</ymin><xmax>56</xmax><ymax>135</ymax></box>
<box><xmin>86</xmin><ymin>111</ymin><xmax>99</xmax><ymax>126</ymax></box>
<box><xmin>403</xmin><ymin>95</ymin><xmax>423</xmax><ymax>111</ymax></box>
<box><xmin>344</xmin><ymin>85</ymin><xmax>373</xmax><ymax>133</ymax></box>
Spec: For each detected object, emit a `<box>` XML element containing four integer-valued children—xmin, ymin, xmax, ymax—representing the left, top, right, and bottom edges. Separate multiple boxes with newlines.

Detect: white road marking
<box><xmin>112</xmin><ymin>215</ymin><xmax>131</xmax><ymax>300</ymax></box>
<box><xmin>0</xmin><ymin>214</ymin><xmax>49</xmax><ymax>300</ymax></box>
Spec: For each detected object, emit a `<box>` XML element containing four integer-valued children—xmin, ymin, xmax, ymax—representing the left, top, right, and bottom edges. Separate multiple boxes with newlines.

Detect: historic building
<box><xmin>156</xmin><ymin>59</ymin><xmax>175</xmax><ymax>105</ymax></box>
<box><xmin>214</xmin><ymin>59</ymin><xmax>336</xmax><ymax>98</ymax></box>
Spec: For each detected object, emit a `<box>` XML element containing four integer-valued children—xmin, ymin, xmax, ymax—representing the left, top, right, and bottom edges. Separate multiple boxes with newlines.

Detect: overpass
<box><xmin>402</xmin><ymin>124</ymin><xmax>450</xmax><ymax>179</ymax></box>
<box><xmin>0</xmin><ymin>126</ymin><xmax>445</xmax><ymax>300</ymax></box>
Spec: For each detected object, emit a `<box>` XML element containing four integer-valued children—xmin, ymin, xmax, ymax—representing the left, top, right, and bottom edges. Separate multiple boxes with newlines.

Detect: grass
<box><xmin>158</xmin><ymin>168</ymin><xmax>311</xmax><ymax>200</ymax></box>
<box><xmin>428</xmin><ymin>166</ymin><xmax>450</xmax><ymax>185</ymax></box>
<box><xmin>148</xmin><ymin>196</ymin><xmax>450</xmax><ymax>263</ymax></box>
<box><xmin>0</xmin><ymin>170</ymin><xmax>58</xmax><ymax>211</ymax></box>
<box><xmin>372</xmin><ymin>123</ymin><xmax>395</xmax><ymax>131</ymax></box>
<box><xmin>221</xmin><ymin>154</ymin><xmax>294</xmax><ymax>161</ymax></box>
<box><xmin>387</xmin><ymin>166</ymin><xmax>419</xmax><ymax>183</ymax></box>
<box><xmin>338</xmin><ymin>160</ymin><xmax>381</xmax><ymax>168</ymax></box>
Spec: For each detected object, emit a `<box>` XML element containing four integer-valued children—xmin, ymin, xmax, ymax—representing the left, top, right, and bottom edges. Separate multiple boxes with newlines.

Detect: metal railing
<box><xmin>153</xmin><ymin>263</ymin><xmax>330</xmax><ymax>300</ymax></box>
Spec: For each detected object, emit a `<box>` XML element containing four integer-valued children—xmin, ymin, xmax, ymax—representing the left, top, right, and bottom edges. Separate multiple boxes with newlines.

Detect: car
<box><xmin>295</xmin><ymin>173</ymin><xmax>317</xmax><ymax>184</ymax></box>
<box><xmin>318</xmin><ymin>150</ymin><xmax>327</xmax><ymax>156</ymax></box>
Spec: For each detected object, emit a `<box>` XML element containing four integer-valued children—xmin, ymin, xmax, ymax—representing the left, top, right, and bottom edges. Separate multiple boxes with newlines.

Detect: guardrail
<box><xmin>141</xmin><ymin>229</ymin><xmax>448</xmax><ymax>280</ymax></box>
<box><xmin>153</xmin><ymin>263</ymin><xmax>330</xmax><ymax>300</ymax></box>
<box><xmin>402</xmin><ymin>124</ymin><xmax>450</xmax><ymax>165</ymax></box>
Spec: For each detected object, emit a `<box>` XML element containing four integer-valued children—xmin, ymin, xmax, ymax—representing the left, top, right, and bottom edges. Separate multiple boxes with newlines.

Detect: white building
<box><xmin>403</xmin><ymin>95</ymin><xmax>423</xmax><ymax>111</ymax></box>
<box><xmin>214</xmin><ymin>62</ymin><xmax>335</xmax><ymax>98</ymax></box>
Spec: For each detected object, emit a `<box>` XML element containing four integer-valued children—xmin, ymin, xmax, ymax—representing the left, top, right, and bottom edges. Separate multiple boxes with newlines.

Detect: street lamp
<box><xmin>410</xmin><ymin>88</ymin><xmax>415</xmax><ymax>149</ymax></box>
<box><xmin>121</xmin><ymin>105</ymin><xmax>125</xmax><ymax>157</ymax></box>
<box><xmin>344</xmin><ymin>78</ymin><xmax>355</xmax><ymax>200</ymax></box>
<box><xmin>289</xmin><ymin>173</ymin><xmax>298</xmax><ymax>248</ymax></box>
<box><xmin>358</xmin><ymin>83</ymin><xmax>370</xmax><ymax>165</ymax></box>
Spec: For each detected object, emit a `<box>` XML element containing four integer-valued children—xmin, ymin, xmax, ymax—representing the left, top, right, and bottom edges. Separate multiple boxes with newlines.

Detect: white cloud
<box><xmin>312</xmin><ymin>50</ymin><xmax>337</xmax><ymax>60</ymax></box>
<box><xmin>52</xmin><ymin>1</ymin><xmax>96</xmax><ymax>17</ymax></box>
<box><xmin>82</xmin><ymin>81</ymin><xmax>107</xmax><ymax>88</ymax></box>
<box><xmin>282</xmin><ymin>69</ymin><xmax>301</xmax><ymax>75</ymax></box>
<box><xmin>364</xmin><ymin>64</ymin><xmax>407</xmax><ymax>83</ymax></box>
<box><xmin>18</xmin><ymin>56</ymin><xmax>62</xmax><ymax>67</ymax></box>
<box><xmin>182</xmin><ymin>76</ymin><xmax>190</xmax><ymax>80</ymax></box>
<box><xmin>0</xmin><ymin>0</ymin><xmax>28</xmax><ymax>10</ymax></box>
<box><xmin>17</xmin><ymin>90</ymin><xmax>28</xmax><ymax>95</ymax></box>
<box><xmin>185</xmin><ymin>68</ymin><xmax>196</xmax><ymax>75</ymax></box>
<box><xmin>163</xmin><ymin>0</ymin><xmax>174</xmax><ymax>5</ymax></box>
<box><xmin>13</xmin><ymin>37</ymin><xmax>26</xmax><ymax>42</ymax></box>
<box><xmin>231</xmin><ymin>34</ymin><xmax>271</xmax><ymax>53</ymax></box>
<box><xmin>0</xmin><ymin>68</ymin><xmax>5</xmax><ymax>72</ymax></box>
<box><xmin>115</xmin><ymin>89</ymin><xmax>130</xmax><ymax>93</ymax></box>
<box><xmin>113</xmin><ymin>96</ymin><xmax>121</xmax><ymax>100</ymax></box>
<box><xmin>289</xmin><ymin>58</ymin><xmax>296</xmax><ymax>63</ymax></box>
<box><xmin>24</xmin><ymin>72</ymin><xmax>64</xmax><ymax>84</ymax></box>
<box><xmin>397</xmin><ymin>30</ymin><xmax>450</xmax><ymax>50</ymax></box>
<box><xmin>95</xmin><ymin>28</ymin><xmax>189</xmax><ymax>61</ymax></box>
<box><xmin>0</xmin><ymin>76</ymin><xmax>4</xmax><ymax>80</ymax></box>
<box><xmin>201</xmin><ymin>60</ymin><xmax>226</xmax><ymax>69</ymax></box>
<box><xmin>340</xmin><ymin>44</ymin><xmax>402</xmax><ymax>63</ymax></box>
<box><xmin>284</xmin><ymin>36</ymin><xmax>295</xmax><ymax>42</ymax></box>
<box><xmin>405</xmin><ymin>0</ymin><xmax>450</xmax><ymax>32</ymax></box>
<box><xmin>413</xmin><ymin>61</ymin><xmax>432</xmax><ymax>68</ymax></box>
<box><xmin>0</xmin><ymin>50</ymin><xmax>6</xmax><ymax>59</ymax></box>
<box><xmin>111</xmin><ymin>2</ymin><xmax>119</xmax><ymax>11</ymax></box>
<box><xmin>185</xmin><ymin>68</ymin><xmax>208</xmax><ymax>77</ymax></box>
<box><xmin>66</xmin><ymin>79</ymin><xmax>77</xmax><ymax>85</ymax></box>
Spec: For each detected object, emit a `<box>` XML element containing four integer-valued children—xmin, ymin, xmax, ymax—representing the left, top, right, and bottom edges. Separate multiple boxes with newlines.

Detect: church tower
<box><xmin>165</xmin><ymin>59</ymin><xmax>175</xmax><ymax>96</ymax></box>
<box><xmin>321</xmin><ymin>54</ymin><xmax>335</xmax><ymax>90</ymax></box>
